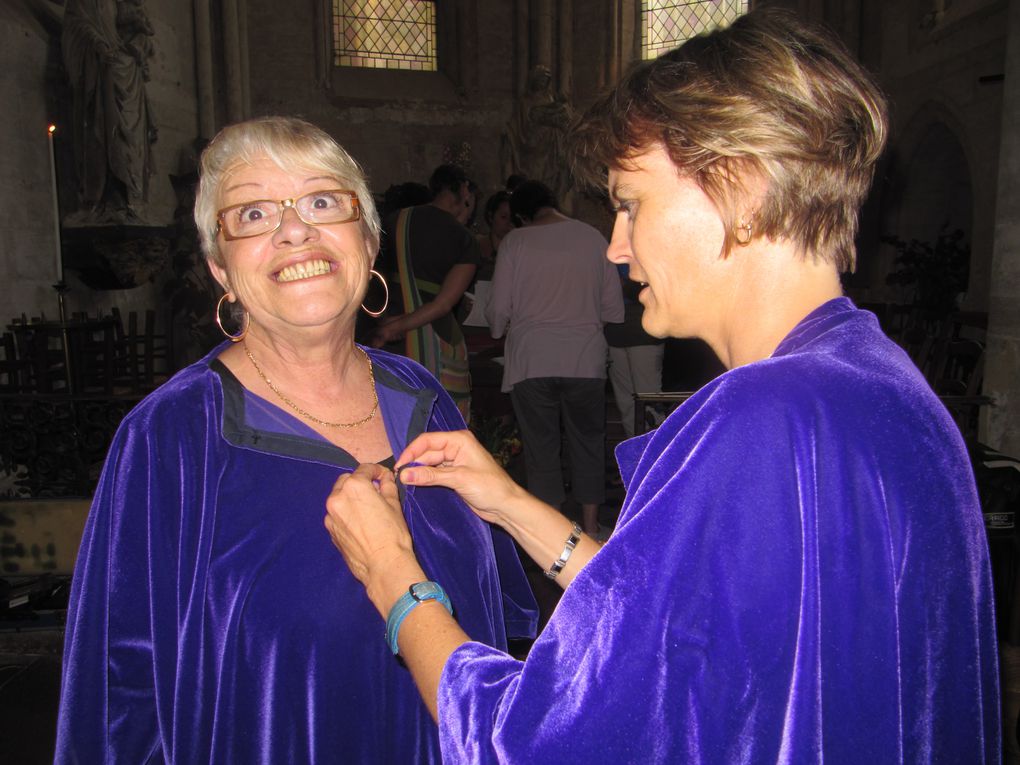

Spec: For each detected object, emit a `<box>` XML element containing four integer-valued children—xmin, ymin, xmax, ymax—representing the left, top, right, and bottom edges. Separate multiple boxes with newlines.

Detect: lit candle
<box><xmin>48</xmin><ymin>124</ymin><xmax>63</xmax><ymax>283</ymax></box>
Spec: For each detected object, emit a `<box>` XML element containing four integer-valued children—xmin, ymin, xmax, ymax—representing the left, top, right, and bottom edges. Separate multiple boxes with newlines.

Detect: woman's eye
<box><xmin>310</xmin><ymin>192</ymin><xmax>341</xmax><ymax>210</ymax></box>
<box><xmin>237</xmin><ymin>204</ymin><xmax>271</xmax><ymax>224</ymax></box>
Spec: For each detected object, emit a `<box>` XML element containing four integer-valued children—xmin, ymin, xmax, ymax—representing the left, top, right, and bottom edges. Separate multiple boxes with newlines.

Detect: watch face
<box><xmin>410</xmin><ymin>582</ymin><xmax>440</xmax><ymax>601</ymax></box>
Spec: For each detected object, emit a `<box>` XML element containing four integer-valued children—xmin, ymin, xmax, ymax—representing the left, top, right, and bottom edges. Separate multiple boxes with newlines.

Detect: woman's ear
<box><xmin>207</xmin><ymin>259</ymin><xmax>230</xmax><ymax>295</ymax></box>
<box><xmin>366</xmin><ymin>235</ymin><xmax>379</xmax><ymax>265</ymax></box>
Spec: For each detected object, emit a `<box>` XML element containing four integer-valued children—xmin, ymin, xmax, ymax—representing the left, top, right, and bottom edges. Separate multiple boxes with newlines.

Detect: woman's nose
<box><xmin>272</xmin><ymin>205</ymin><xmax>318</xmax><ymax>245</ymax></box>
<box><xmin>606</xmin><ymin>214</ymin><xmax>632</xmax><ymax>264</ymax></box>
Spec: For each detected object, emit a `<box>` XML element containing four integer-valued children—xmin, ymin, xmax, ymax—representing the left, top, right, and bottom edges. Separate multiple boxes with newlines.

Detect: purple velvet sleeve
<box><xmin>55</xmin><ymin>415</ymin><xmax>172</xmax><ymax>762</ymax></box>
<box><xmin>439</xmin><ymin>642</ymin><xmax>525</xmax><ymax>764</ymax></box>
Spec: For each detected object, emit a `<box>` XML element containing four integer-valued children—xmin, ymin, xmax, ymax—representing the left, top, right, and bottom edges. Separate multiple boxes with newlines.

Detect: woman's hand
<box><xmin>324</xmin><ymin>463</ymin><xmax>426</xmax><ymax>615</ymax></box>
<box><xmin>370</xmin><ymin>317</ymin><xmax>404</xmax><ymax>348</ymax></box>
<box><xmin>398</xmin><ymin>430</ymin><xmax>599</xmax><ymax>588</ymax></box>
<box><xmin>396</xmin><ymin>430</ymin><xmax>528</xmax><ymax>530</ymax></box>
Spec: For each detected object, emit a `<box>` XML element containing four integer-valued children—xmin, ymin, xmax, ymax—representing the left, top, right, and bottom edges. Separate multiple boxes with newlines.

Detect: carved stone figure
<box><xmin>501</xmin><ymin>65</ymin><xmax>574</xmax><ymax>201</ymax></box>
<box><xmin>62</xmin><ymin>0</ymin><xmax>157</xmax><ymax>223</ymax></box>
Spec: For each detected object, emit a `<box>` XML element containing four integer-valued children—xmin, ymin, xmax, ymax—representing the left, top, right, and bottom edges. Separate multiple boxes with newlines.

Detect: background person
<box><xmin>458</xmin><ymin>189</ymin><xmax>513</xmax><ymax>325</ymax></box>
<box><xmin>604</xmin><ymin>262</ymin><xmax>665</xmax><ymax>438</ymax></box>
<box><xmin>55</xmin><ymin>116</ymin><xmax>535</xmax><ymax>764</ymax></box>
<box><xmin>476</xmin><ymin>189</ymin><xmax>513</xmax><ymax>281</ymax></box>
<box><xmin>485</xmin><ymin>180</ymin><xmax>623</xmax><ymax>537</ymax></box>
<box><xmin>323</xmin><ymin>9</ymin><xmax>999</xmax><ymax>763</ymax></box>
<box><xmin>373</xmin><ymin>163</ymin><xmax>480</xmax><ymax>422</ymax></box>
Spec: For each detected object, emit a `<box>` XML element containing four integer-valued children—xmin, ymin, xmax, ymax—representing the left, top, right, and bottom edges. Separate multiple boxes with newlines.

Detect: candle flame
<box><xmin>48</xmin><ymin>125</ymin><xmax>56</xmax><ymax>134</ymax></box>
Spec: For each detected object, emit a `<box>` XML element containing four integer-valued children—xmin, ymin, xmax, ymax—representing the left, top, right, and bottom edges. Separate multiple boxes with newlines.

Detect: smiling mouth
<box><xmin>276</xmin><ymin>259</ymin><xmax>332</xmax><ymax>283</ymax></box>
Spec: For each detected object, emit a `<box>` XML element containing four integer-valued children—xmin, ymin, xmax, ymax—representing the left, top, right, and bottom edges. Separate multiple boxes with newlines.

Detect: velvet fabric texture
<box><xmin>438</xmin><ymin>298</ymin><xmax>1000</xmax><ymax>764</ymax></box>
<box><xmin>55</xmin><ymin>344</ymin><xmax>537</xmax><ymax>764</ymax></box>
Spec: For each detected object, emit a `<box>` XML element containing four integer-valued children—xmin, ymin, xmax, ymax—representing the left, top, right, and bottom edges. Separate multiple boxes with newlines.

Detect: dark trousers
<box><xmin>510</xmin><ymin>377</ymin><xmax>606</xmax><ymax>507</ymax></box>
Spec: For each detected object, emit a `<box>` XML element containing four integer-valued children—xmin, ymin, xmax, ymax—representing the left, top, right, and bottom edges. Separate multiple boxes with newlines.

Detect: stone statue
<box><xmin>62</xmin><ymin>0</ymin><xmax>157</xmax><ymax>223</ymax></box>
<box><xmin>501</xmin><ymin>65</ymin><xmax>574</xmax><ymax>201</ymax></box>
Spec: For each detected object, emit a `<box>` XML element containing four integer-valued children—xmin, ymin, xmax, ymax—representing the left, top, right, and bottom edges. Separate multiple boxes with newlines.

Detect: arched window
<box><xmin>333</xmin><ymin>0</ymin><xmax>437</xmax><ymax>71</ymax></box>
<box><xmin>641</xmin><ymin>1</ymin><xmax>748</xmax><ymax>59</ymax></box>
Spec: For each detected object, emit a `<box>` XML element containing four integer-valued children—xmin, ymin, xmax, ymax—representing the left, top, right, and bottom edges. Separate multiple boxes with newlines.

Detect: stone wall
<box><xmin>1</xmin><ymin>0</ymin><xmax>201</xmax><ymax>323</ymax></box>
<box><xmin>869</xmin><ymin>0</ymin><xmax>1009</xmax><ymax>313</ymax></box>
<box><xmin>0</xmin><ymin>4</ymin><xmax>63</xmax><ymax>321</ymax></box>
<box><xmin>245</xmin><ymin>0</ymin><xmax>520</xmax><ymax>203</ymax></box>
<box><xmin>984</xmin><ymin>0</ymin><xmax>1020</xmax><ymax>455</ymax></box>
<box><xmin>1</xmin><ymin>0</ymin><xmax>1015</xmax><ymax>438</ymax></box>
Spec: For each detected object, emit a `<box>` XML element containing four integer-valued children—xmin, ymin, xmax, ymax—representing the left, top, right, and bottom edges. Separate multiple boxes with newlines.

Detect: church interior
<box><xmin>2</xmin><ymin>0</ymin><xmax>1020</xmax><ymax>761</ymax></box>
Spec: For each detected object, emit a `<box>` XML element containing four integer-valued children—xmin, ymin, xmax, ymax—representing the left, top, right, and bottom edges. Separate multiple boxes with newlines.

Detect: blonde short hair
<box><xmin>572</xmin><ymin>7</ymin><xmax>888</xmax><ymax>272</ymax></box>
<box><xmin>195</xmin><ymin>116</ymin><xmax>381</xmax><ymax>266</ymax></box>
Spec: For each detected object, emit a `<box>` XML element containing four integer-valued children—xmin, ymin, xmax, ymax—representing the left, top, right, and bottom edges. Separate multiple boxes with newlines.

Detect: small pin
<box><xmin>394</xmin><ymin>462</ymin><xmax>422</xmax><ymax>484</ymax></box>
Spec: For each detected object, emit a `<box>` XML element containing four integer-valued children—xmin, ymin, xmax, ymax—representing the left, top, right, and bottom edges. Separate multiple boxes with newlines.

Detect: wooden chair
<box><xmin>8</xmin><ymin>322</ymin><xmax>69</xmax><ymax>394</ymax></box>
<box><xmin>933</xmin><ymin>339</ymin><xmax>987</xmax><ymax>440</ymax></box>
<box><xmin>0</xmin><ymin>332</ymin><xmax>29</xmax><ymax>393</ymax></box>
<box><xmin>110</xmin><ymin>308</ymin><xmax>143</xmax><ymax>392</ymax></box>
<box><xmin>933</xmin><ymin>339</ymin><xmax>985</xmax><ymax>398</ymax></box>
<box><xmin>898</xmin><ymin>325</ymin><xmax>936</xmax><ymax>377</ymax></box>
<box><xmin>633</xmin><ymin>392</ymin><xmax>696</xmax><ymax>436</ymax></box>
<box><xmin>73</xmin><ymin>318</ymin><xmax>117</xmax><ymax>395</ymax></box>
<box><xmin>142</xmin><ymin>309</ymin><xmax>172</xmax><ymax>388</ymax></box>
<box><xmin>110</xmin><ymin>308</ymin><xmax>173</xmax><ymax>392</ymax></box>
<box><xmin>884</xmin><ymin>304</ymin><xmax>915</xmax><ymax>342</ymax></box>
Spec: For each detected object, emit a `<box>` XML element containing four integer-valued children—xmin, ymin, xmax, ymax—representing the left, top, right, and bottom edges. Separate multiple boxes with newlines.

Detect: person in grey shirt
<box><xmin>486</xmin><ymin>180</ymin><xmax>624</xmax><ymax>537</ymax></box>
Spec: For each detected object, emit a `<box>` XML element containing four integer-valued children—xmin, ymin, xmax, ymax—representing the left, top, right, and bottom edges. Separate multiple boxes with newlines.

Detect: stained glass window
<box><xmin>642</xmin><ymin>1</ymin><xmax>748</xmax><ymax>59</ymax></box>
<box><xmin>333</xmin><ymin>0</ymin><xmax>437</xmax><ymax>71</ymax></box>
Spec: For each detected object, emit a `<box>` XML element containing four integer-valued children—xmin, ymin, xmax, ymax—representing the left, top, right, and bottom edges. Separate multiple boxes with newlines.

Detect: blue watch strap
<box><xmin>385</xmin><ymin>581</ymin><xmax>453</xmax><ymax>655</ymax></box>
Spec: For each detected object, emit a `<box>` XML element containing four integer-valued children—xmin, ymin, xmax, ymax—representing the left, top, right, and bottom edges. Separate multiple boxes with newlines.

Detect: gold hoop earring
<box><xmin>361</xmin><ymin>270</ymin><xmax>389</xmax><ymax>318</ymax></box>
<box><xmin>215</xmin><ymin>293</ymin><xmax>250</xmax><ymax>342</ymax></box>
<box><xmin>734</xmin><ymin>221</ymin><xmax>753</xmax><ymax>246</ymax></box>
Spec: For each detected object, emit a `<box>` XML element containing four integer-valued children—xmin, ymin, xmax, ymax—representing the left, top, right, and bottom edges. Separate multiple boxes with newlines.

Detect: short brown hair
<box><xmin>571</xmin><ymin>7</ymin><xmax>888</xmax><ymax>272</ymax></box>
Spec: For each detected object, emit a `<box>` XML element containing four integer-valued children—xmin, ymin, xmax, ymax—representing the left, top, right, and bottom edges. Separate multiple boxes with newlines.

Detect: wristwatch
<box><xmin>385</xmin><ymin>581</ymin><xmax>453</xmax><ymax>655</ymax></box>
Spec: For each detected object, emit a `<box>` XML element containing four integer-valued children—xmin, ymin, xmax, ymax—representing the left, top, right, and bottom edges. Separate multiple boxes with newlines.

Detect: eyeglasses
<box><xmin>216</xmin><ymin>189</ymin><xmax>361</xmax><ymax>240</ymax></box>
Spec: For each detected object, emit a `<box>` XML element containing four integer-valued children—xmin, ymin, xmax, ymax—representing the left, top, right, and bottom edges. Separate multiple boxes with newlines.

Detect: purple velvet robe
<box><xmin>55</xmin><ymin>346</ymin><xmax>537</xmax><ymax>764</ymax></box>
<box><xmin>438</xmin><ymin>298</ymin><xmax>1000</xmax><ymax>763</ymax></box>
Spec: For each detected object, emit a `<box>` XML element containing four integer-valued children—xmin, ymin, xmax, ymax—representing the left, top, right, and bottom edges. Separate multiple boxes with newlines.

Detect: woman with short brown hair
<box><xmin>325</xmin><ymin>9</ymin><xmax>999</xmax><ymax>762</ymax></box>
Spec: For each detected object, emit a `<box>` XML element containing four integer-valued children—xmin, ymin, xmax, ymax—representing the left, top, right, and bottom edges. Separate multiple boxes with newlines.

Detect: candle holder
<box><xmin>52</xmin><ymin>280</ymin><xmax>74</xmax><ymax>394</ymax></box>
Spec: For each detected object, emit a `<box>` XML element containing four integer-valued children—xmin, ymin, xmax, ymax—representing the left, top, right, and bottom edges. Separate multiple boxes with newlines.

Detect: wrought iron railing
<box><xmin>0</xmin><ymin>394</ymin><xmax>143</xmax><ymax>498</ymax></box>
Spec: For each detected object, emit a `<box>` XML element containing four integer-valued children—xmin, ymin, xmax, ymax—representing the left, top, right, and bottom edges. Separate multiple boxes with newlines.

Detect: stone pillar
<box><xmin>984</xmin><ymin>0</ymin><xmax>1020</xmax><ymax>454</ymax></box>
<box><xmin>515</xmin><ymin>0</ymin><xmax>529</xmax><ymax>94</ymax></box>
<box><xmin>238</xmin><ymin>0</ymin><xmax>251</xmax><ymax>117</ymax></box>
<box><xmin>633</xmin><ymin>0</ymin><xmax>643</xmax><ymax>61</ymax></box>
<box><xmin>597</xmin><ymin>0</ymin><xmax>609</xmax><ymax>89</ymax></box>
<box><xmin>531</xmin><ymin>0</ymin><xmax>554</xmax><ymax>70</ymax></box>
<box><xmin>608</xmin><ymin>0</ymin><xmax>622</xmax><ymax>83</ymax></box>
<box><xmin>223</xmin><ymin>0</ymin><xmax>245</xmax><ymax>123</ymax></box>
<box><xmin>462</xmin><ymin>0</ymin><xmax>480</xmax><ymax>93</ymax></box>
<box><xmin>193</xmin><ymin>0</ymin><xmax>215</xmax><ymax>139</ymax></box>
<box><xmin>557</xmin><ymin>0</ymin><xmax>572</xmax><ymax>97</ymax></box>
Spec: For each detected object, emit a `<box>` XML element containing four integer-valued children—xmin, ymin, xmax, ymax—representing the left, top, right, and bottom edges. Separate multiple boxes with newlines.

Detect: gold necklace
<box><xmin>243</xmin><ymin>342</ymin><xmax>378</xmax><ymax>429</ymax></box>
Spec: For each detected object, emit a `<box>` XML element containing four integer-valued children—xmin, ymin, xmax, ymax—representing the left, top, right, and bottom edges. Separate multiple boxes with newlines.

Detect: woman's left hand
<box><xmin>324</xmin><ymin>463</ymin><xmax>426</xmax><ymax>614</ymax></box>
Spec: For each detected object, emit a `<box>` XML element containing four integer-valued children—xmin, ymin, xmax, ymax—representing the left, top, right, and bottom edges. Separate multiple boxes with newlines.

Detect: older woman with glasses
<box><xmin>55</xmin><ymin>116</ymin><xmax>536</xmax><ymax>764</ymax></box>
<box><xmin>323</xmin><ymin>9</ymin><xmax>998</xmax><ymax>763</ymax></box>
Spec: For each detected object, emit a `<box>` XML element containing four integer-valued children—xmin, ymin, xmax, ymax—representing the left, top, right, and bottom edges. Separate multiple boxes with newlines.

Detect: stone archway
<box><xmin>897</xmin><ymin>120</ymin><xmax>973</xmax><ymax>246</ymax></box>
<box><xmin>878</xmin><ymin>113</ymin><xmax>975</xmax><ymax>304</ymax></box>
